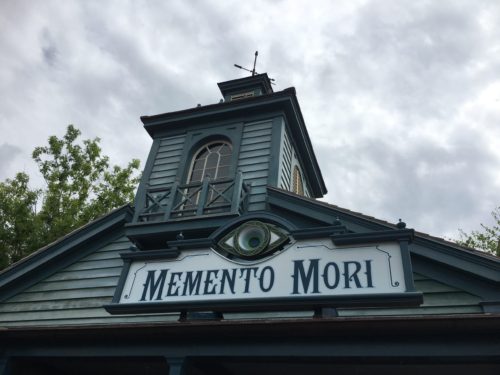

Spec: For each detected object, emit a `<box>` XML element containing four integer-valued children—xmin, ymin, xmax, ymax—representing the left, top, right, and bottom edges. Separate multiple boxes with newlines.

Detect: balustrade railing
<box><xmin>134</xmin><ymin>172</ymin><xmax>249</xmax><ymax>223</ymax></box>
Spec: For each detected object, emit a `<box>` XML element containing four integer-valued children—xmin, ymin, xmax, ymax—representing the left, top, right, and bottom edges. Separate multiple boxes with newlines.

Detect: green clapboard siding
<box><xmin>2</xmin><ymin>315</ymin><xmax>179</xmax><ymax>327</ymax></box>
<box><xmin>278</xmin><ymin>128</ymin><xmax>312</xmax><ymax>197</ymax></box>
<box><xmin>337</xmin><ymin>273</ymin><xmax>482</xmax><ymax>317</ymax></box>
<box><xmin>0</xmin><ymin>247</ymin><xmax>484</xmax><ymax>327</ymax></box>
<box><xmin>148</xmin><ymin>134</ymin><xmax>186</xmax><ymax>187</ymax></box>
<box><xmin>0</xmin><ymin>236</ymin><xmax>179</xmax><ymax>327</ymax></box>
<box><xmin>238</xmin><ymin>120</ymin><xmax>273</xmax><ymax>211</ymax></box>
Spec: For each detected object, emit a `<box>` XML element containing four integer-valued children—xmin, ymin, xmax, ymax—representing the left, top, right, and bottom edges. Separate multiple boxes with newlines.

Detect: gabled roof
<box><xmin>0</xmin><ymin>189</ymin><xmax>498</xmax><ymax>321</ymax></box>
<box><xmin>0</xmin><ymin>205</ymin><xmax>133</xmax><ymax>302</ymax></box>
<box><xmin>267</xmin><ymin>186</ymin><xmax>500</xmax><ymax>285</ymax></box>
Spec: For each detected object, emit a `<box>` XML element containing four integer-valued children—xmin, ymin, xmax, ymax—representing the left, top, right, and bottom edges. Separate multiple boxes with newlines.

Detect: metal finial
<box><xmin>252</xmin><ymin>50</ymin><xmax>258</xmax><ymax>76</ymax></box>
<box><xmin>233</xmin><ymin>51</ymin><xmax>276</xmax><ymax>84</ymax></box>
<box><xmin>234</xmin><ymin>51</ymin><xmax>259</xmax><ymax>75</ymax></box>
<box><xmin>396</xmin><ymin>219</ymin><xmax>406</xmax><ymax>229</ymax></box>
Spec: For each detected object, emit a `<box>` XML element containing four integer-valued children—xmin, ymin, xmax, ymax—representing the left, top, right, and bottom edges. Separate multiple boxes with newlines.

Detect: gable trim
<box><xmin>267</xmin><ymin>187</ymin><xmax>500</xmax><ymax>286</ymax></box>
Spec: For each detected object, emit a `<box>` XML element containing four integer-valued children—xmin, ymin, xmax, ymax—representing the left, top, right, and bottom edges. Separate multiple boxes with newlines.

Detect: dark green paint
<box><xmin>268</xmin><ymin>116</ymin><xmax>285</xmax><ymax>187</ymax></box>
<box><xmin>0</xmin><ymin>206</ymin><xmax>132</xmax><ymax>303</ymax></box>
<box><xmin>104</xmin><ymin>292</ymin><xmax>423</xmax><ymax>315</ymax></box>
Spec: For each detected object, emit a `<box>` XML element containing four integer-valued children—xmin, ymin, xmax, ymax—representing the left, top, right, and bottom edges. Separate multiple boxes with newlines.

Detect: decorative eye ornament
<box><xmin>217</xmin><ymin>220</ymin><xmax>288</xmax><ymax>259</ymax></box>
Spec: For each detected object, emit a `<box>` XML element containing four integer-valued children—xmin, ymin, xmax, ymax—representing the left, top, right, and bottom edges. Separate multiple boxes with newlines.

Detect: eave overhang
<box><xmin>125</xmin><ymin>212</ymin><xmax>239</xmax><ymax>249</ymax></box>
<box><xmin>2</xmin><ymin>315</ymin><xmax>500</xmax><ymax>363</ymax></box>
<box><xmin>1</xmin><ymin>314</ymin><xmax>499</xmax><ymax>341</ymax></box>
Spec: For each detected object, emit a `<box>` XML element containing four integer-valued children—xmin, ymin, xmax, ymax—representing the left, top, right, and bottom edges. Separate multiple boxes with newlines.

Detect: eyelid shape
<box><xmin>217</xmin><ymin>220</ymin><xmax>288</xmax><ymax>259</ymax></box>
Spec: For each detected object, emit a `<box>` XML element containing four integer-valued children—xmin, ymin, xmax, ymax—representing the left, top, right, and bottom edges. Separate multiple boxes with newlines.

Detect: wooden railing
<box><xmin>134</xmin><ymin>172</ymin><xmax>249</xmax><ymax>222</ymax></box>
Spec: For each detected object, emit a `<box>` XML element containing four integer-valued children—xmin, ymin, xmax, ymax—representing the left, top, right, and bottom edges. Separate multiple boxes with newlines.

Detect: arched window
<box><xmin>292</xmin><ymin>166</ymin><xmax>304</xmax><ymax>195</ymax></box>
<box><xmin>181</xmin><ymin>140</ymin><xmax>233</xmax><ymax>215</ymax></box>
<box><xmin>187</xmin><ymin>141</ymin><xmax>232</xmax><ymax>183</ymax></box>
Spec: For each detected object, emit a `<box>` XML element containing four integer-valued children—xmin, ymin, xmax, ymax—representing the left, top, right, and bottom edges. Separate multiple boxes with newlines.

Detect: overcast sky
<box><xmin>1</xmin><ymin>0</ymin><xmax>499</xmax><ymax>241</ymax></box>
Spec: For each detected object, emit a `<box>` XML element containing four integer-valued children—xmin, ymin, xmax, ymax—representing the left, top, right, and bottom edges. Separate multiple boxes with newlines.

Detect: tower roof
<box><xmin>217</xmin><ymin>73</ymin><xmax>274</xmax><ymax>101</ymax></box>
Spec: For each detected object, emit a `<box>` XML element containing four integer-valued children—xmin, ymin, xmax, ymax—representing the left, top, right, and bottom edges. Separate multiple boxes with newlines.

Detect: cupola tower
<box><xmin>127</xmin><ymin>73</ymin><xmax>327</xmax><ymax>249</ymax></box>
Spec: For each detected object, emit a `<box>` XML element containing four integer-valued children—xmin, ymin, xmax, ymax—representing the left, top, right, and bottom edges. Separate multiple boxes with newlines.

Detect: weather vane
<box><xmin>234</xmin><ymin>51</ymin><xmax>276</xmax><ymax>84</ymax></box>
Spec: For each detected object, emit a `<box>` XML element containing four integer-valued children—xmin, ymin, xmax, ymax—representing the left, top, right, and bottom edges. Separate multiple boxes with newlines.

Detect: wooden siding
<box><xmin>237</xmin><ymin>120</ymin><xmax>273</xmax><ymax>211</ymax></box>
<box><xmin>0</xmin><ymin>236</ymin><xmax>178</xmax><ymax>327</ymax></box>
<box><xmin>337</xmin><ymin>273</ymin><xmax>482</xmax><ymax>317</ymax></box>
<box><xmin>228</xmin><ymin>274</ymin><xmax>482</xmax><ymax>319</ymax></box>
<box><xmin>278</xmin><ymin>129</ymin><xmax>311</xmax><ymax>198</ymax></box>
<box><xmin>0</xmin><ymin>249</ymin><xmax>482</xmax><ymax>328</ymax></box>
<box><xmin>148</xmin><ymin>134</ymin><xmax>186</xmax><ymax>187</ymax></box>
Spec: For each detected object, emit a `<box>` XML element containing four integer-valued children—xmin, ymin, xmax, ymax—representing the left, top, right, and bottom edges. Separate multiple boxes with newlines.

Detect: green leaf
<box><xmin>0</xmin><ymin>125</ymin><xmax>141</xmax><ymax>269</ymax></box>
<box><xmin>458</xmin><ymin>206</ymin><xmax>500</xmax><ymax>257</ymax></box>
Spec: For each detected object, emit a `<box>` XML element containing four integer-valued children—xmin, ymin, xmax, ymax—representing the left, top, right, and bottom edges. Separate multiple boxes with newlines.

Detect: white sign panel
<box><xmin>119</xmin><ymin>239</ymin><xmax>407</xmax><ymax>305</ymax></box>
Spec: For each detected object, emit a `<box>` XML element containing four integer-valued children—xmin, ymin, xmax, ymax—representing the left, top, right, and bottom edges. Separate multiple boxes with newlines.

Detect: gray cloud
<box><xmin>318</xmin><ymin>122</ymin><xmax>499</xmax><ymax>237</ymax></box>
<box><xmin>40</xmin><ymin>28</ymin><xmax>59</xmax><ymax>67</ymax></box>
<box><xmin>1</xmin><ymin>0</ymin><xmax>499</xmax><ymax>241</ymax></box>
<box><xmin>0</xmin><ymin>143</ymin><xmax>22</xmax><ymax>180</ymax></box>
<box><xmin>318</xmin><ymin>0</ymin><xmax>499</xmax><ymax>119</ymax></box>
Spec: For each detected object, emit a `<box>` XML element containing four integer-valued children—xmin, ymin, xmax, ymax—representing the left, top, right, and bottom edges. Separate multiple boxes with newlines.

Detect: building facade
<box><xmin>0</xmin><ymin>74</ymin><xmax>499</xmax><ymax>374</ymax></box>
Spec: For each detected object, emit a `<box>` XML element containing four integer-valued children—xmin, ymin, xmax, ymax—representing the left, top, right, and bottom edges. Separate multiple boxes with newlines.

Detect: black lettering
<box><xmin>343</xmin><ymin>261</ymin><xmax>362</xmax><ymax>288</ymax></box>
<box><xmin>258</xmin><ymin>266</ymin><xmax>275</xmax><ymax>292</ymax></box>
<box><xmin>166</xmin><ymin>272</ymin><xmax>182</xmax><ymax>296</ymax></box>
<box><xmin>292</xmin><ymin>259</ymin><xmax>320</xmax><ymax>295</ymax></box>
<box><xmin>182</xmin><ymin>270</ymin><xmax>203</xmax><ymax>296</ymax></box>
<box><xmin>365</xmin><ymin>260</ymin><xmax>374</xmax><ymax>288</ymax></box>
<box><xmin>322</xmin><ymin>262</ymin><xmax>340</xmax><ymax>289</ymax></box>
<box><xmin>204</xmin><ymin>270</ymin><xmax>219</xmax><ymax>295</ymax></box>
<box><xmin>219</xmin><ymin>269</ymin><xmax>237</xmax><ymax>295</ymax></box>
<box><xmin>239</xmin><ymin>268</ymin><xmax>258</xmax><ymax>293</ymax></box>
<box><xmin>140</xmin><ymin>269</ymin><xmax>168</xmax><ymax>301</ymax></box>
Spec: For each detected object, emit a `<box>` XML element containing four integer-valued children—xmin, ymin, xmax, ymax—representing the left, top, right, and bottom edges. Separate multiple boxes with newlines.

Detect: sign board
<box><xmin>106</xmin><ymin>237</ymin><xmax>421</xmax><ymax>314</ymax></box>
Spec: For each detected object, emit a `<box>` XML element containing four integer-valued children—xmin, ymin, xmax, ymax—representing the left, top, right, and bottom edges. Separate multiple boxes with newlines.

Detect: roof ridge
<box><xmin>267</xmin><ymin>186</ymin><xmax>499</xmax><ymax>262</ymax></box>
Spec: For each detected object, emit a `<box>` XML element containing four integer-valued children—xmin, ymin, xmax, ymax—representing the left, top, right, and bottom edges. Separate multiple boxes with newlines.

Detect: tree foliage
<box><xmin>458</xmin><ymin>206</ymin><xmax>500</xmax><ymax>257</ymax></box>
<box><xmin>0</xmin><ymin>173</ymin><xmax>41</xmax><ymax>269</ymax></box>
<box><xmin>0</xmin><ymin>125</ymin><xmax>140</xmax><ymax>269</ymax></box>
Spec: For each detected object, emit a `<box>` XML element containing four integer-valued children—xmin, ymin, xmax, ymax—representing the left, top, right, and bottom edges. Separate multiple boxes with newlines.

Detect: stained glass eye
<box><xmin>217</xmin><ymin>221</ymin><xmax>288</xmax><ymax>259</ymax></box>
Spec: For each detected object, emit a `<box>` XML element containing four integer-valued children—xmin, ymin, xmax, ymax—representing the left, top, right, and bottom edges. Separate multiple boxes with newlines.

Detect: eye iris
<box><xmin>248</xmin><ymin>236</ymin><xmax>261</xmax><ymax>248</ymax></box>
<box><xmin>217</xmin><ymin>220</ymin><xmax>289</xmax><ymax>259</ymax></box>
<box><xmin>237</xmin><ymin>224</ymin><xmax>270</xmax><ymax>255</ymax></box>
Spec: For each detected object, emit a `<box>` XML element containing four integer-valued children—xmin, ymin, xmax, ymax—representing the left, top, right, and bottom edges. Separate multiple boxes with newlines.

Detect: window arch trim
<box><xmin>292</xmin><ymin>165</ymin><xmax>304</xmax><ymax>196</ymax></box>
<box><xmin>173</xmin><ymin>123</ymin><xmax>243</xmax><ymax>185</ymax></box>
<box><xmin>186</xmin><ymin>140</ymin><xmax>233</xmax><ymax>183</ymax></box>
